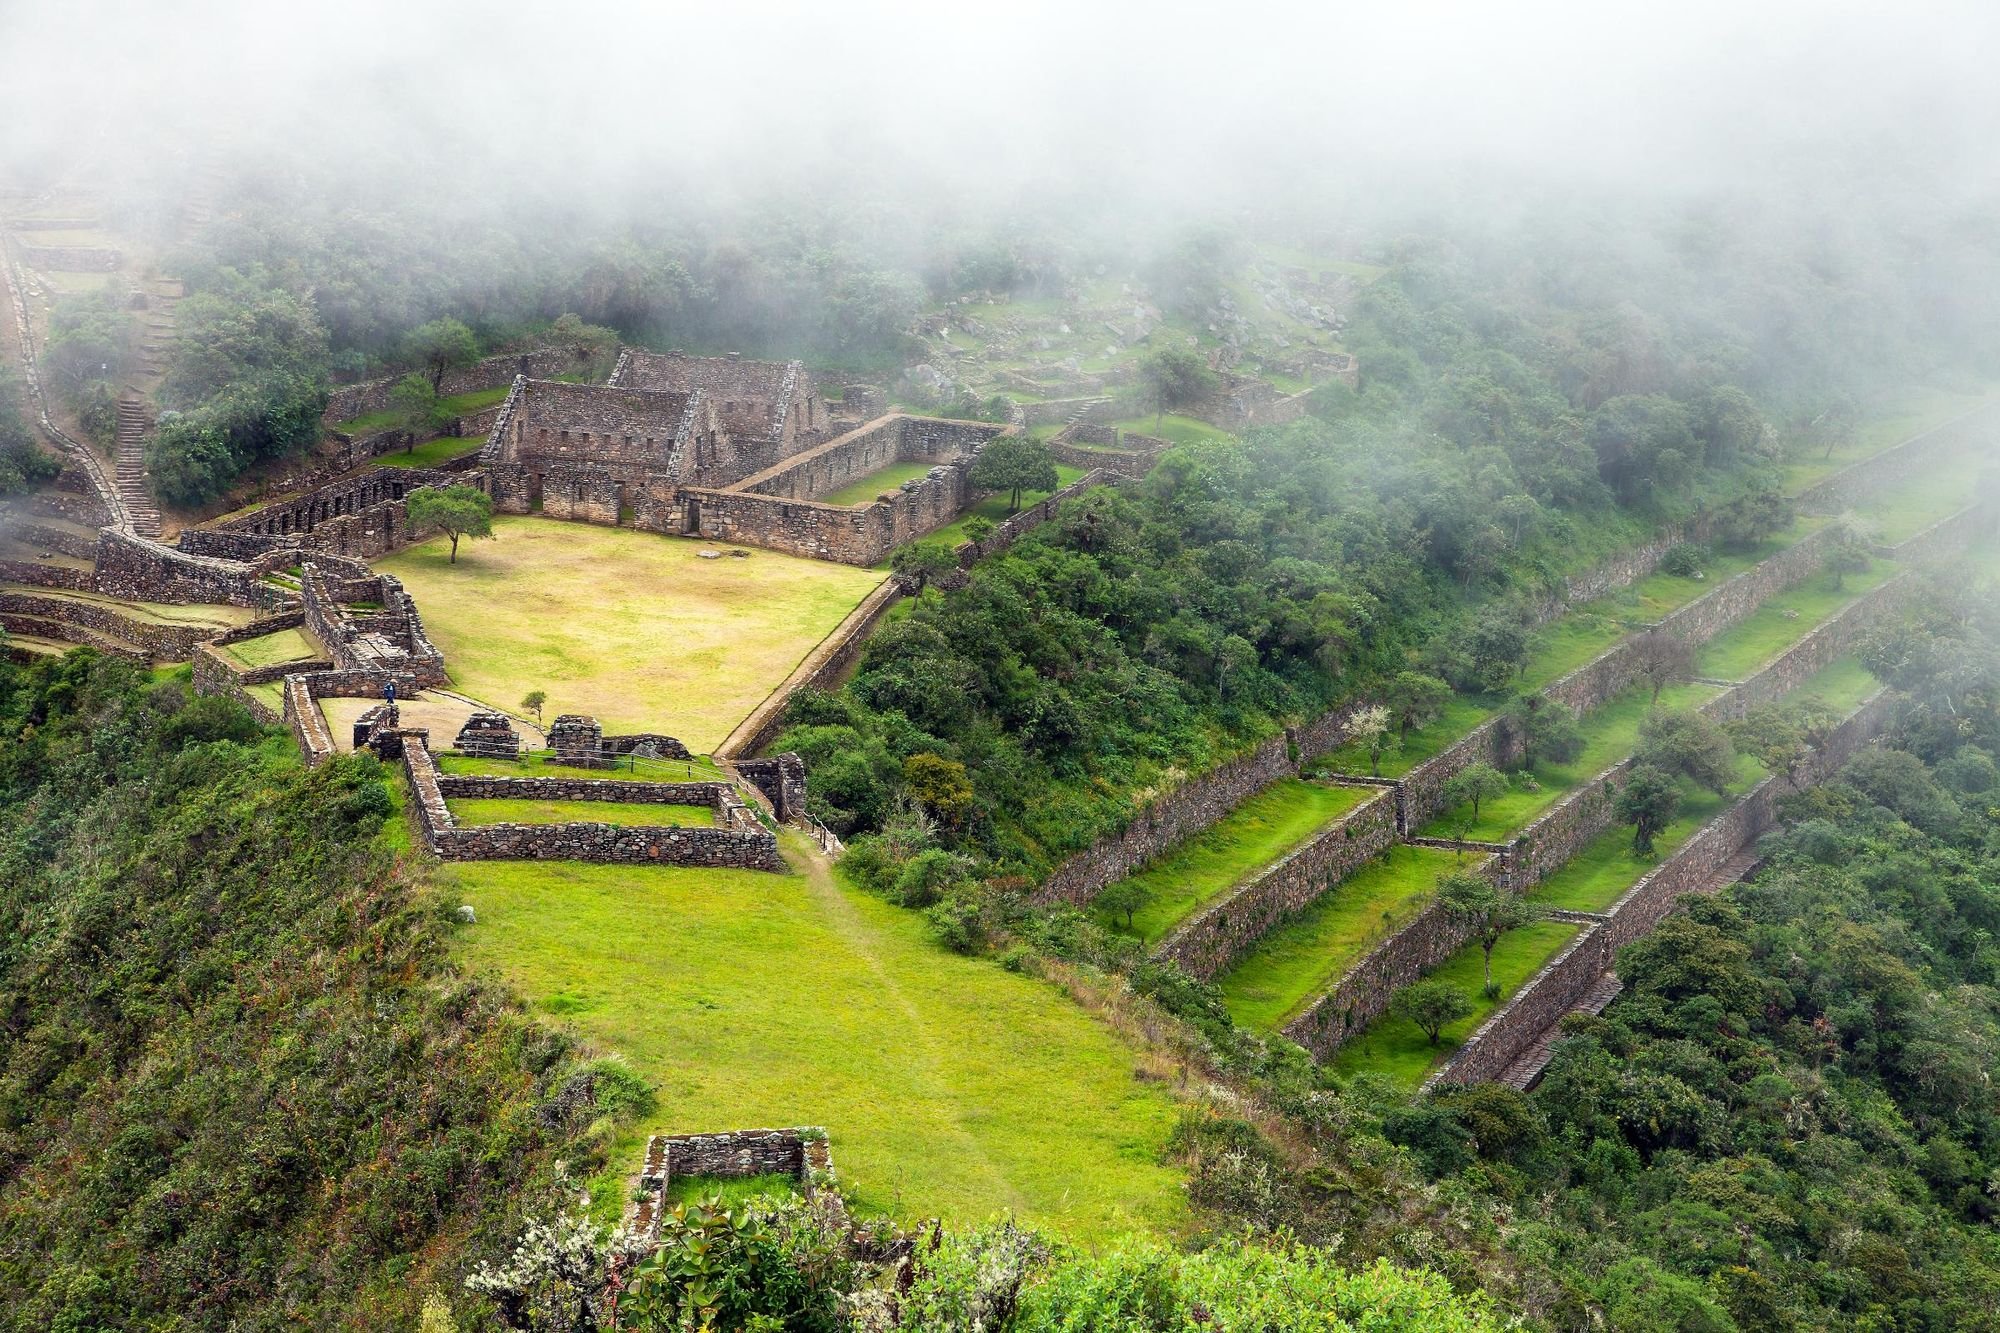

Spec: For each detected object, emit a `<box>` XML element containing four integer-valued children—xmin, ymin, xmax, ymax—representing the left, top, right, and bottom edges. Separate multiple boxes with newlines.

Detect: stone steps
<box><xmin>113</xmin><ymin>396</ymin><xmax>161</xmax><ymax>537</ymax></box>
<box><xmin>1498</xmin><ymin>970</ymin><xmax>1624</xmax><ymax>1091</ymax></box>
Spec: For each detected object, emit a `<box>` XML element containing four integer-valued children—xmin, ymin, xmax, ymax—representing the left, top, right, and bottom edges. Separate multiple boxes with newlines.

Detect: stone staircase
<box><xmin>113</xmin><ymin>394</ymin><xmax>161</xmax><ymax>537</ymax></box>
<box><xmin>1498</xmin><ymin>970</ymin><xmax>1624</xmax><ymax>1090</ymax></box>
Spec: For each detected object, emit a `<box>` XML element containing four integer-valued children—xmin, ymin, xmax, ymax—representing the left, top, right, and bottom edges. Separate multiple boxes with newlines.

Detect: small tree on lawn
<box><xmin>1631</xmin><ymin>629</ymin><xmax>1696</xmax><ymax>703</ymax></box>
<box><xmin>1615</xmin><ymin>764</ymin><xmax>1682</xmax><ymax>854</ymax></box>
<box><xmin>1349</xmin><ymin>702</ymin><xmax>1395</xmax><ymax>777</ymax></box>
<box><xmin>1387</xmin><ymin>671</ymin><xmax>1452</xmax><ymax>747</ymax></box>
<box><xmin>967</xmin><ymin>436</ymin><xmax>1059</xmax><ymax>515</ymax></box>
<box><xmin>405</xmin><ymin>484</ymin><xmax>494</xmax><ymax>563</ymax></box>
<box><xmin>1442</xmin><ymin>762</ymin><xmax>1508</xmax><ymax>840</ymax></box>
<box><xmin>1138</xmin><ymin>345</ymin><xmax>1219</xmax><ymax>432</ymax></box>
<box><xmin>1824</xmin><ymin>518</ymin><xmax>1873</xmax><ymax>591</ymax></box>
<box><xmin>1097</xmin><ymin>878</ymin><xmax>1150</xmax><ymax>932</ymax></box>
<box><xmin>1437</xmin><ymin>868</ymin><xmax>1545</xmax><ymax>998</ymax></box>
<box><xmin>389</xmin><ymin>373</ymin><xmax>451</xmax><ymax>452</ymax></box>
<box><xmin>520</xmin><ymin>690</ymin><xmax>547</xmax><ymax>726</ymax></box>
<box><xmin>405</xmin><ymin>317</ymin><xmax>479</xmax><ymax>393</ymax></box>
<box><xmin>1392</xmin><ymin>978</ymin><xmax>1474</xmax><ymax>1046</ymax></box>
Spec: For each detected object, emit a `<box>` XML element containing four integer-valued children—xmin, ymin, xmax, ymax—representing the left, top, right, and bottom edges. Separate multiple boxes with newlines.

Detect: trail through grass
<box><xmin>449</xmin><ymin>840</ymin><xmax>1186</xmax><ymax>1239</ymax></box>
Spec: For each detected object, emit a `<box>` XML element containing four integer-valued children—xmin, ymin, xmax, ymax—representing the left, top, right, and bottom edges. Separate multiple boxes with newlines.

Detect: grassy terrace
<box><xmin>664</xmin><ymin>1173</ymin><xmax>799</xmax><ymax>1210</ymax></box>
<box><xmin>217</xmin><ymin>627</ymin><xmax>321</xmax><ymax>670</ymax></box>
<box><xmin>1329</xmin><ymin>920</ymin><xmax>1584</xmax><ymax>1086</ymax></box>
<box><xmin>1093</xmin><ymin>779</ymin><xmax>1373</xmax><ymax>944</ymax></box>
<box><xmin>445</xmin><ymin>796</ymin><xmax>715</xmax><ymax>827</ymax></box>
<box><xmin>1696</xmin><ymin>562</ymin><xmax>1897</xmax><ymax>681</ymax></box>
<box><xmin>1108</xmin><ymin>415</ymin><xmax>1235</xmax><ymax>446</ymax></box>
<box><xmin>451</xmin><ymin>841</ymin><xmax>1186</xmax><ymax>1239</ymax></box>
<box><xmin>245</xmin><ymin>681</ymin><xmax>285</xmax><ymax>713</ymax></box>
<box><xmin>379</xmin><ymin>517</ymin><xmax>885</xmax><ymax>750</ymax></box>
<box><xmin>1217</xmin><ymin>845</ymin><xmax>1470</xmax><ymax>1031</ymax></box>
<box><xmin>1</xmin><ymin>584</ymin><xmax>259</xmax><ymax>629</ymax></box>
<box><xmin>1777</xmin><ymin>383</ymin><xmax>1997</xmax><ymax>492</ymax></box>
<box><xmin>1852</xmin><ymin>444</ymin><xmax>1997</xmax><ymax>544</ymax></box>
<box><xmin>333</xmin><ymin>384</ymin><xmax>511</xmax><ymax>436</ymax></box>
<box><xmin>437</xmin><ymin>751</ymin><xmax>730</xmax><ymax>782</ymax></box>
<box><xmin>882</xmin><ymin>464</ymin><xmax>1087</xmax><ymax>561</ymax></box>
<box><xmin>372</xmin><ymin>435</ymin><xmax>487</xmax><ymax>469</ymax></box>
<box><xmin>818</xmin><ymin>461</ymin><xmax>939</xmax><ymax>507</ymax></box>
<box><xmin>1416</xmin><ymin>680</ymin><xmax>1723</xmax><ymax>843</ymax></box>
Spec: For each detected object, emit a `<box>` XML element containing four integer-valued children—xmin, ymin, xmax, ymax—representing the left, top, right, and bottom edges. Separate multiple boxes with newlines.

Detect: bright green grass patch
<box><xmin>377</xmin><ymin>517</ymin><xmax>885</xmax><ymax>750</ymax></box>
<box><xmin>1417</xmin><ymin>681</ymin><xmax>1722</xmax><ymax>843</ymax></box>
<box><xmin>1331</xmin><ymin>920</ymin><xmax>1581</xmax><ymax>1086</ymax></box>
<box><xmin>334</xmin><ymin>384</ymin><xmax>512</xmax><ymax>436</ymax></box>
<box><xmin>1785</xmin><ymin>655</ymin><xmax>1882</xmax><ymax>717</ymax></box>
<box><xmin>818</xmin><ymin>461</ymin><xmax>939</xmax><ymax>507</ymax></box>
<box><xmin>1094</xmin><ymin>780</ymin><xmax>1371</xmax><ymax>944</ymax></box>
<box><xmin>437</xmin><ymin>751</ymin><xmax>730</xmax><ymax>783</ymax></box>
<box><xmin>1109</xmin><ymin>415</ymin><xmax>1233</xmax><ymax>446</ymax></box>
<box><xmin>1854</xmin><ymin>447</ymin><xmax>1997</xmax><ymax>545</ymax></box>
<box><xmin>1218</xmin><ymin>845</ymin><xmax>1471</xmax><ymax>1032</ymax></box>
<box><xmin>1697</xmin><ymin>565</ymin><xmax>1897</xmax><ymax>681</ymax></box>
<box><xmin>887</xmin><ymin>464</ymin><xmax>1088</xmax><ymax>561</ymax></box>
<box><xmin>445</xmin><ymin>797</ymin><xmax>715</xmax><ymax>827</ymax></box>
<box><xmin>664</xmin><ymin>1172</ymin><xmax>800</xmax><ymax>1209</ymax></box>
<box><xmin>449</xmin><ymin>847</ymin><xmax>1186</xmax><ymax>1238</ymax></box>
<box><xmin>246</xmin><ymin>681</ymin><xmax>285</xmax><ymax>713</ymax></box>
<box><xmin>1779</xmin><ymin>384</ymin><xmax>1998</xmax><ymax>492</ymax></box>
<box><xmin>1315</xmin><ymin>693</ymin><xmax>1491</xmax><ymax>780</ymax></box>
<box><xmin>372</xmin><ymin>435</ymin><xmax>487</xmax><ymax>469</ymax></box>
<box><xmin>218</xmin><ymin>627</ymin><xmax>321</xmax><ymax>670</ymax></box>
<box><xmin>1527</xmin><ymin>753</ymin><xmax>1765</xmax><ymax>914</ymax></box>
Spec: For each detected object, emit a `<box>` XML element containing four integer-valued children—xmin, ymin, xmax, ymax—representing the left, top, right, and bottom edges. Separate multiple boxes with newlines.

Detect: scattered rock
<box><xmin>698</xmin><ymin>549</ymin><xmax>721</xmax><ymax>560</ymax></box>
<box><xmin>455</xmin><ymin>904</ymin><xmax>477</xmax><ymax>924</ymax></box>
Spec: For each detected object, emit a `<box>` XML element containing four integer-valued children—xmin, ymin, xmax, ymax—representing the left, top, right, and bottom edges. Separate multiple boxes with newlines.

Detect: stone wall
<box><xmin>679</xmin><ymin>474</ymin><xmax>967</xmax><ymax>566</ymax></box>
<box><xmin>322</xmin><ymin>347</ymin><xmax>589</xmax><ymax>426</ymax></box>
<box><xmin>951</xmin><ymin>471</ymin><xmax>1123</xmax><ymax>568</ymax></box>
<box><xmin>717</xmin><ymin>578</ymin><xmax>905</xmax><ymax>759</ymax></box>
<box><xmin>0</xmin><ymin>587</ymin><xmax>220</xmax><ymax>660</ymax></box>
<box><xmin>0</xmin><ymin>558</ymin><xmax>92</xmax><ymax>591</ymax></box>
<box><xmin>1157</xmin><ymin>785</ymin><xmax>1401</xmax><ymax>980</ymax></box>
<box><xmin>626</xmin><ymin>1128</ymin><xmax>836</xmax><ymax>1246</ymax></box>
<box><xmin>1795</xmin><ymin>402</ymin><xmax>2000</xmax><ymax>513</ymax></box>
<box><xmin>735</xmin><ymin>753</ymin><xmax>808</xmax><ymax>822</ymax></box>
<box><xmin>434</xmin><ymin>774</ymin><xmax>732</xmax><ymax>808</ymax></box>
<box><xmin>1047</xmin><ymin>435</ymin><xmax>1164</xmax><ymax>479</ymax></box>
<box><xmin>18</xmin><ymin>244</ymin><xmax>120</xmax><ymax>272</ymax></box>
<box><xmin>91</xmin><ymin>529</ymin><xmax>280</xmax><ymax>610</ymax></box>
<box><xmin>1035</xmin><ymin>731</ymin><xmax>1297</xmax><ymax>906</ymax></box>
<box><xmin>737</xmin><ymin>415</ymin><xmax>990</xmax><ymax>502</ymax></box>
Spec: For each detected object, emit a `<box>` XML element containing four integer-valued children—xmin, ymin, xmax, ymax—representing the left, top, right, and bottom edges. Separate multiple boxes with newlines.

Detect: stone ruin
<box><xmin>546</xmin><ymin>713</ymin><xmax>611</xmax><ymax>768</ymax></box>
<box><xmin>453</xmin><ymin>710</ymin><xmax>521</xmax><ymax>759</ymax></box>
<box><xmin>623</xmin><ymin>1128</ymin><xmax>841</xmax><ymax>1246</ymax></box>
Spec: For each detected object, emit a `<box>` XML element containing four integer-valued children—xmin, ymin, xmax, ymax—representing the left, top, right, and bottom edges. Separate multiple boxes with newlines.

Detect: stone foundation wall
<box><xmin>0</xmin><ymin>558</ymin><xmax>92</xmax><ymax>591</ymax></box>
<box><xmin>1047</xmin><ymin>437</ymin><xmax>1163</xmax><ymax>479</ymax></box>
<box><xmin>1157</xmin><ymin>786</ymin><xmax>1401</xmax><ymax>980</ymax></box>
<box><xmin>681</xmin><ymin>474</ymin><xmax>967</xmax><ymax>566</ymax></box>
<box><xmin>434</xmin><ymin>774</ymin><xmax>732</xmax><ymax>807</ymax></box>
<box><xmin>626</xmin><ymin>1128</ymin><xmax>836</xmax><ymax>1246</ymax></box>
<box><xmin>92</xmin><ymin>529</ymin><xmax>279</xmax><ymax>610</ymax></box>
<box><xmin>735</xmin><ymin>753</ymin><xmax>808</xmax><ymax>822</ymax></box>
<box><xmin>952</xmin><ymin>471</ymin><xmax>1122</xmax><ymax>567</ymax></box>
<box><xmin>0</xmin><ymin>588</ymin><xmax>218</xmax><ymax>660</ymax></box>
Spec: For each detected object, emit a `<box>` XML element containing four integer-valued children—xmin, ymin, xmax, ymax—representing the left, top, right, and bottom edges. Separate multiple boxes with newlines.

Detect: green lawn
<box><xmin>1778</xmin><ymin>384</ymin><xmax>1998</xmax><ymax>492</ymax></box>
<box><xmin>449</xmin><ymin>844</ymin><xmax>1187</xmax><ymax>1239</ymax></box>
<box><xmin>1217</xmin><ymin>845</ymin><xmax>1471</xmax><ymax>1031</ymax></box>
<box><xmin>888</xmin><ymin>464</ymin><xmax>1088</xmax><ymax>561</ymax></box>
<box><xmin>1330</xmin><ymin>920</ymin><xmax>1582</xmax><ymax>1087</ymax></box>
<box><xmin>1109</xmin><ymin>415</ymin><xmax>1233</xmax><ymax>446</ymax></box>
<box><xmin>1852</xmin><ymin>446</ymin><xmax>1997</xmax><ymax>544</ymax></box>
<box><xmin>218</xmin><ymin>627</ymin><xmax>322</xmax><ymax>670</ymax></box>
<box><xmin>1527</xmin><ymin>753</ymin><xmax>1766</xmax><ymax>913</ymax></box>
<box><xmin>1696</xmin><ymin>564</ymin><xmax>1897</xmax><ymax>681</ymax></box>
<box><xmin>372</xmin><ymin>435</ymin><xmax>487</xmax><ymax>469</ymax></box>
<box><xmin>445</xmin><ymin>797</ymin><xmax>715</xmax><ymax>827</ymax></box>
<box><xmin>1093</xmin><ymin>780</ymin><xmax>1372</xmax><ymax>944</ymax></box>
<box><xmin>1416</xmin><ymin>681</ymin><xmax>1722</xmax><ymax>843</ymax></box>
<box><xmin>1783</xmin><ymin>655</ymin><xmax>1883</xmax><ymax>717</ymax></box>
<box><xmin>377</xmin><ymin>517</ymin><xmax>885</xmax><ymax>751</ymax></box>
<box><xmin>437</xmin><ymin>751</ymin><xmax>730</xmax><ymax>782</ymax></box>
<box><xmin>818</xmin><ymin>461</ymin><xmax>939</xmax><ymax>507</ymax></box>
<box><xmin>246</xmin><ymin>681</ymin><xmax>285</xmax><ymax>713</ymax></box>
<box><xmin>334</xmin><ymin>384</ymin><xmax>511</xmax><ymax>436</ymax></box>
<box><xmin>664</xmin><ymin>1173</ymin><xmax>800</xmax><ymax>1210</ymax></box>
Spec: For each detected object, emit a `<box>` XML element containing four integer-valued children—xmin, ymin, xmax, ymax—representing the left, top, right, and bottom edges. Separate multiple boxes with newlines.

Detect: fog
<box><xmin>6</xmin><ymin>0</ymin><xmax>1999</xmax><ymax>220</ymax></box>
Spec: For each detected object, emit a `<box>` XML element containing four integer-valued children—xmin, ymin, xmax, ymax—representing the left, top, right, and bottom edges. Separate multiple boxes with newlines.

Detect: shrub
<box><xmin>1660</xmin><ymin>541</ymin><xmax>1709</xmax><ymax>578</ymax></box>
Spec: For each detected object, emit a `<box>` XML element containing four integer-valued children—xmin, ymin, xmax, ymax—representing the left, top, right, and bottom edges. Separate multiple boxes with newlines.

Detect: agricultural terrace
<box><xmin>371</xmin><ymin>435</ymin><xmax>487</xmax><ymax>469</ymax></box>
<box><xmin>444</xmin><ymin>797</ymin><xmax>715</xmax><ymax>827</ymax></box>
<box><xmin>377</xmin><ymin>516</ymin><xmax>885</xmax><ymax>750</ymax></box>
<box><xmin>1695</xmin><ymin>560</ymin><xmax>1898</xmax><ymax>682</ymax></box>
<box><xmin>217</xmin><ymin>627</ymin><xmax>321</xmax><ymax>670</ymax></box>
<box><xmin>1093</xmin><ymin>779</ymin><xmax>1374</xmax><ymax>943</ymax></box>
<box><xmin>331</xmin><ymin>384</ymin><xmax>511</xmax><ymax>436</ymax></box>
<box><xmin>1850</xmin><ymin>442</ymin><xmax>1999</xmax><ymax>544</ymax></box>
<box><xmin>1776</xmin><ymin>383</ymin><xmax>1999</xmax><ymax>492</ymax></box>
<box><xmin>1216</xmin><ymin>845</ymin><xmax>1470</xmax><ymax>1031</ymax></box>
<box><xmin>448</xmin><ymin>838</ymin><xmax>1187</xmax><ymax>1240</ymax></box>
<box><xmin>885</xmin><ymin>463</ymin><xmax>1087</xmax><ymax>559</ymax></box>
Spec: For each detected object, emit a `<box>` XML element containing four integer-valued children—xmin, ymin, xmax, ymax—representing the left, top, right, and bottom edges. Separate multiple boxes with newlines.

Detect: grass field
<box><xmin>437</xmin><ymin>751</ymin><xmax>730</xmax><ymax>781</ymax></box>
<box><xmin>1217</xmin><ymin>845</ymin><xmax>1470</xmax><ymax>1031</ymax></box>
<box><xmin>246</xmin><ymin>681</ymin><xmax>285</xmax><ymax>713</ymax></box>
<box><xmin>377</xmin><ymin>517</ymin><xmax>885</xmax><ymax>750</ymax></box>
<box><xmin>1093</xmin><ymin>780</ymin><xmax>1373</xmax><ymax>944</ymax></box>
<box><xmin>445</xmin><ymin>796</ymin><xmax>714</xmax><ymax>826</ymax></box>
<box><xmin>218</xmin><ymin>627</ymin><xmax>322</xmax><ymax>670</ymax></box>
<box><xmin>334</xmin><ymin>384</ymin><xmax>511</xmax><ymax>436</ymax></box>
<box><xmin>818</xmin><ymin>461</ymin><xmax>938</xmax><ymax>507</ymax></box>
<box><xmin>1852</xmin><ymin>446</ymin><xmax>1998</xmax><ymax>544</ymax></box>
<box><xmin>448</xmin><ymin>842</ymin><xmax>1187</xmax><ymax>1239</ymax></box>
<box><xmin>1331</xmin><ymin>920</ymin><xmax>1582</xmax><ymax>1086</ymax></box>
<box><xmin>1109</xmin><ymin>415</ymin><xmax>1233</xmax><ymax>446</ymax></box>
<box><xmin>1778</xmin><ymin>384</ymin><xmax>1998</xmax><ymax>492</ymax></box>
<box><xmin>372</xmin><ymin>435</ymin><xmax>487</xmax><ymax>469</ymax></box>
<box><xmin>1696</xmin><ymin>564</ymin><xmax>1897</xmax><ymax>681</ymax></box>
<box><xmin>1416</xmin><ymin>681</ymin><xmax>1722</xmax><ymax>843</ymax></box>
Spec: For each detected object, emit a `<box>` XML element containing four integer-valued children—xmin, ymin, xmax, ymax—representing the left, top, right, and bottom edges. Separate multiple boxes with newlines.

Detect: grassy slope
<box><xmin>377</xmin><ymin>517</ymin><xmax>884</xmax><ymax>750</ymax></box>
<box><xmin>218</xmin><ymin>627</ymin><xmax>321</xmax><ymax>669</ymax></box>
<box><xmin>1696</xmin><ymin>563</ymin><xmax>1897</xmax><ymax>681</ymax></box>
<box><xmin>1328</xmin><ymin>920</ymin><xmax>1582</xmax><ymax>1086</ymax></box>
<box><xmin>1216</xmin><ymin>845</ymin><xmax>1471</xmax><ymax>1031</ymax></box>
<box><xmin>1094</xmin><ymin>780</ymin><xmax>1371</xmax><ymax>944</ymax></box>
<box><xmin>1524</xmin><ymin>760</ymin><xmax>1761</xmax><ymax>914</ymax></box>
<box><xmin>448</xmin><ymin>843</ymin><xmax>1187</xmax><ymax>1241</ymax></box>
<box><xmin>818</xmin><ymin>460</ymin><xmax>939</xmax><ymax>507</ymax></box>
<box><xmin>372</xmin><ymin>435</ymin><xmax>487</xmax><ymax>469</ymax></box>
<box><xmin>445</xmin><ymin>796</ymin><xmax>715</xmax><ymax>827</ymax></box>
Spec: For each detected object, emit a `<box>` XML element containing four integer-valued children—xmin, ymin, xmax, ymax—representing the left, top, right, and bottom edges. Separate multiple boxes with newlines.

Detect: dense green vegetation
<box><xmin>0</xmin><ymin>367</ymin><xmax>56</xmax><ymax>495</ymax></box>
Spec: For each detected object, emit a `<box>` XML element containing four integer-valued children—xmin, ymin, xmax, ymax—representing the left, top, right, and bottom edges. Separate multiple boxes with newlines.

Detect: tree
<box><xmin>1392</xmin><ymin>978</ymin><xmax>1474</xmax><ymax>1046</ymax></box>
<box><xmin>1506</xmin><ymin>696</ymin><xmax>1585</xmax><ymax>767</ymax></box>
<box><xmin>1097</xmin><ymin>877</ymin><xmax>1150</xmax><ymax>931</ymax></box>
<box><xmin>388</xmin><ymin>373</ymin><xmax>450</xmax><ymax>449</ymax></box>
<box><xmin>1443</xmin><ymin>762</ymin><xmax>1509</xmax><ymax>836</ymax></box>
<box><xmin>1714</xmin><ymin>486</ymin><xmax>1793</xmax><ymax>551</ymax></box>
<box><xmin>1466</xmin><ymin>606</ymin><xmax>1531</xmax><ymax>692</ymax></box>
<box><xmin>404</xmin><ymin>484</ymin><xmax>493</xmax><ymax>563</ymax></box>
<box><xmin>891</xmin><ymin>541</ymin><xmax>959</xmax><ymax>590</ymax></box>
<box><xmin>1637</xmin><ymin>708</ymin><xmax>1736</xmax><ymax>794</ymax></box>
<box><xmin>544</xmin><ymin>312</ymin><xmax>621</xmax><ymax>382</ymax></box>
<box><xmin>520</xmin><ymin>690</ymin><xmax>547</xmax><ymax>726</ymax></box>
<box><xmin>1349</xmin><ymin>703</ymin><xmax>1395</xmax><ymax>777</ymax></box>
<box><xmin>1615</xmin><ymin>764</ymin><xmax>1682</xmax><ymax>854</ymax></box>
<box><xmin>1138</xmin><ymin>345</ymin><xmax>1218</xmax><ymax>431</ymax></box>
<box><xmin>902</xmin><ymin>752</ymin><xmax>974</xmax><ymax>827</ymax></box>
<box><xmin>1631</xmin><ymin>629</ymin><xmax>1696</xmax><ymax>702</ymax></box>
<box><xmin>967</xmin><ymin>436</ymin><xmax>1058</xmax><ymax>514</ymax></box>
<box><xmin>405</xmin><ymin>317</ymin><xmax>480</xmax><ymax>393</ymax></box>
<box><xmin>1825</xmin><ymin>518</ymin><xmax>1873</xmax><ymax>591</ymax></box>
<box><xmin>1438</xmin><ymin>869</ymin><xmax>1545</xmax><ymax>998</ymax></box>
<box><xmin>1728</xmin><ymin>697</ymin><xmax>1838</xmax><ymax>787</ymax></box>
<box><xmin>1386</xmin><ymin>671</ymin><xmax>1452</xmax><ymax>745</ymax></box>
